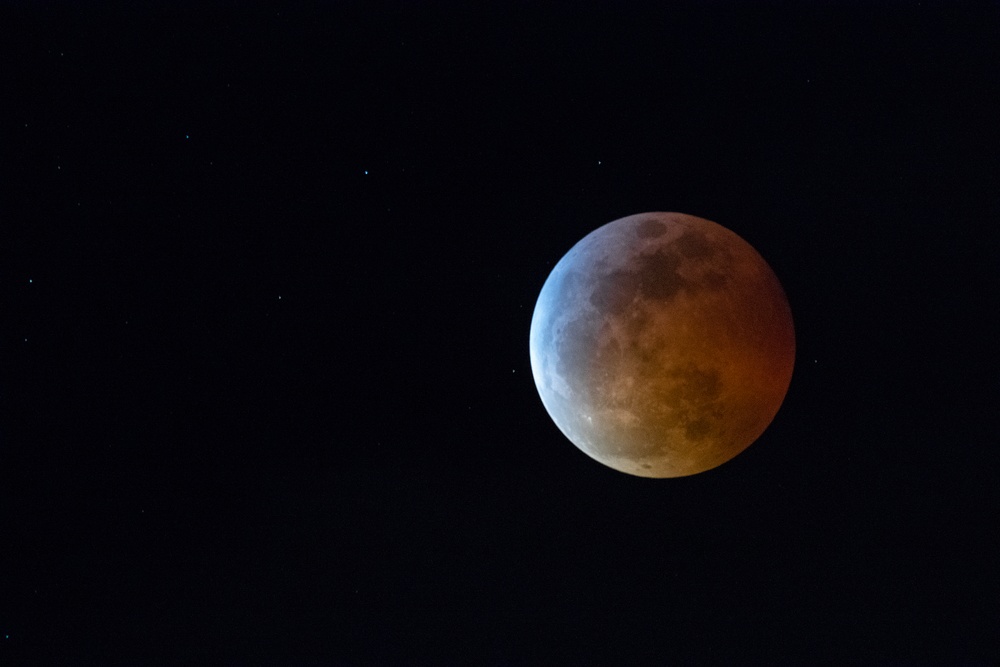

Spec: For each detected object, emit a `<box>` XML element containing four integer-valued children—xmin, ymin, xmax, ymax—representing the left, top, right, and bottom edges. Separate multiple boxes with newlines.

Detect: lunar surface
<box><xmin>529</xmin><ymin>212</ymin><xmax>795</xmax><ymax>477</ymax></box>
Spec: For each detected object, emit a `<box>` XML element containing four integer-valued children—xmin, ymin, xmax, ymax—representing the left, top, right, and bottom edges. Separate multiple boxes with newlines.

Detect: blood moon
<box><xmin>529</xmin><ymin>212</ymin><xmax>795</xmax><ymax>478</ymax></box>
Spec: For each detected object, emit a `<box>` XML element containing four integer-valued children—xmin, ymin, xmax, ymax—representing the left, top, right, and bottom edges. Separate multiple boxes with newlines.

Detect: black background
<box><xmin>2</xmin><ymin>2</ymin><xmax>998</xmax><ymax>664</ymax></box>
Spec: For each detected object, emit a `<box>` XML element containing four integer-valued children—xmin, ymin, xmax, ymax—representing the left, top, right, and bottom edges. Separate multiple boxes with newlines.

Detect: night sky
<box><xmin>2</xmin><ymin>2</ymin><xmax>998</xmax><ymax>665</ymax></box>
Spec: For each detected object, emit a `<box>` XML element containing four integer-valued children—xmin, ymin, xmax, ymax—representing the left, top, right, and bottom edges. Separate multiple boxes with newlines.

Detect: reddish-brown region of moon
<box><xmin>529</xmin><ymin>212</ymin><xmax>795</xmax><ymax>477</ymax></box>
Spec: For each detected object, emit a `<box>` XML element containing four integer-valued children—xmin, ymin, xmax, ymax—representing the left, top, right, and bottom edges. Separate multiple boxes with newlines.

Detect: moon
<box><xmin>529</xmin><ymin>212</ymin><xmax>795</xmax><ymax>478</ymax></box>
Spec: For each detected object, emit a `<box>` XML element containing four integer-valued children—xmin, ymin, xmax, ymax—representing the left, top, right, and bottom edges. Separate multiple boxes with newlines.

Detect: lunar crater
<box><xmin>635</xmin><ymin>219</ymin><xmax>668</xmax><ymax>239</ymax></box>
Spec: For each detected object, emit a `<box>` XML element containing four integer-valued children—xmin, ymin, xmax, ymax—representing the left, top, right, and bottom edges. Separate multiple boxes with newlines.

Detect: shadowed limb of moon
<box><xmin>529</xmin><ymin>212</ymin><xmax>795</xmax><ymax>478</ymax></box>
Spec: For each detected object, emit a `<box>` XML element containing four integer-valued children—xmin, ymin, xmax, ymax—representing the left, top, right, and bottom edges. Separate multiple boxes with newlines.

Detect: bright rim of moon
<box><xmin>529</xmin><ymin>212</ymin><xmax>795</xmax><ymax>478</ymax></box>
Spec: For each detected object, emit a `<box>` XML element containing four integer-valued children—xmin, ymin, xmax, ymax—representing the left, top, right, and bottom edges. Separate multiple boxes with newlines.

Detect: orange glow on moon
<box><xmin>529</xmin><ymin>212</ymin><xmax>795</xmax><ymax>477</ymax></box>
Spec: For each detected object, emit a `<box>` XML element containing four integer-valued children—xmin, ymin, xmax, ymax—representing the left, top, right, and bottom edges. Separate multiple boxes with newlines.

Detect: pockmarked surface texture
<box><xmin>529</xmin><ymin>212</ymin><xmax>795</xmax><ymax>477</ymax></box>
